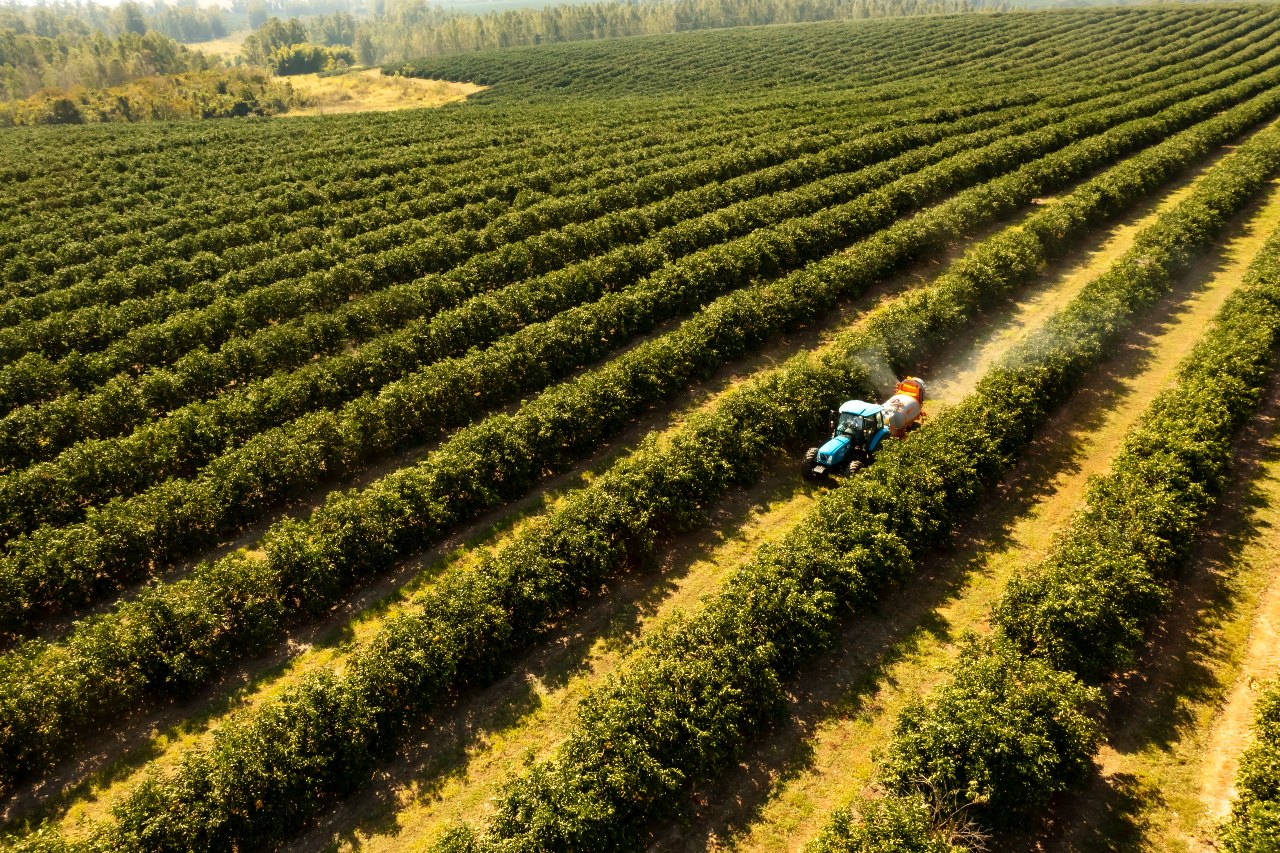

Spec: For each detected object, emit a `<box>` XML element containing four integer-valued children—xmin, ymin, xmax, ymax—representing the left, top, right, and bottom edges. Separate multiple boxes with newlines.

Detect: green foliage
<box><xmin>373</xmin><ymin>0</ymin><xmax>1002</xmax><ymax>68</ymax></box>
<box><xmin>269</xmin><ymin>42</ymin><xmax>354</xmax><ymax>74</ymax></box>
<box><xmin>2</xmin><ymin>30</ymin><xmax>1274</xmax><ymax>642</ymax></box>
<box><xmin>0</xmin><ymin>27</ymin><xmax>212</xmax><ymax>102</ymax></box>
<box><xmin>0</xmin><ymin>69</ymin><xmax>296</xmax><ymax>125</ymax></box>
<box><xmin>882</xmin><ymin>640</ymin><xmax>1100</xmax><ymax>830</ymax></box>
<box><xmin>241</xmin><ymin>16</ymin><xmax>309</xmax><ymax>64</ymax></box>
<box><xmin>241</xmin><ymin>16</ymin><xmax>354</xmax><ymax>75</ymax></box>
<box><xmin>311</xmin><ymin>11</ymin><xmax>358</xmax><ymax>47</ymax></box>
<box><xmin>823</xmin><ymin>152</ymin><xmax>1280</xmax><ymax>851</ymax></box>
<box><xmin>1223</xmin><ymin>682</ymin><xmax>1280</xmax><ymax>851</ymax></box>
<box><xmin>119</xmin><ymin>3</ymin><xmax>147</xmax><ymax>36</ymax></box>
<box><xmin>994</xmin><ymin>228</ymin><xmax>1280</xmax><ymax>683</ymax></box>
<box><xmin>4</xmin><ymin>67</ymin><xmax>1271</xmax><ymax>808</ymax></box>
<box><xmin>807</xmin><ymin>795</ymin><xmax>965</xmax><ymax>853</ymax></box>
<box><xmin>449</xmin><ymin>113</ymin><xmax>1280</xmax><ymax>851</ymax></box>
<box><xmin>4</xmin><ymin>9</ymin><xmax>1280</xmax><ymax>851</ymax></box>
<box><xmin>0</xmin><ymin>1</ymin><xmax>228</xmax><ymax>45</ymax></box>
<box><xmin>390</xmin><ymin>4</ymin><xmax>1194</xmax><ymax>95</ymax></box>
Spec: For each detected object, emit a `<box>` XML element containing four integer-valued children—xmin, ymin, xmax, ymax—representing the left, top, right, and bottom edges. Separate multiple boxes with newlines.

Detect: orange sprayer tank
<box><xmin>882</xmin><ymin>377</ymin><xmax>926</xmax><ymax>438</ymax></box>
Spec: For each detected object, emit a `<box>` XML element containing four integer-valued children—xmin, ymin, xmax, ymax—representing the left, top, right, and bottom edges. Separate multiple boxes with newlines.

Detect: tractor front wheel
<box><xmin>802</xmin><ymin>447</ymin><xmax>820</xmax><ymax>478</ymax></box>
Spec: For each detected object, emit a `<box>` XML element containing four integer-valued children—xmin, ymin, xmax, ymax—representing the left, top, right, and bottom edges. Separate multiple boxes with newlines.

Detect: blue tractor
<box><xmin>802</xmin><ymin>400</ymin><xmax>888</xmax><ymax>479</ymax></box>
<box><xmin>802</xmin><ymin>378</ymin><xmax>926</xmax><ymax>479</ymax></box>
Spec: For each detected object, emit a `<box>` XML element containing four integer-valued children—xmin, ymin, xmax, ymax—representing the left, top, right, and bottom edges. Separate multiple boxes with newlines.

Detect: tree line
<box><xmin>0</xmin><ymin>0</ymin><xmax>1012</xmax><ymax>123</ymax></box>
<box><xmin>364</xmin><ymin>0</ymin><xmax>1004</xmax><ymax>63</ymax></box>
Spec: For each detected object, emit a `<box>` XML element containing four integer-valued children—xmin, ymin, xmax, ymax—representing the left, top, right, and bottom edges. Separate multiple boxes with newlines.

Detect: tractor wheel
<box><xmin>802</xmin><ymin>447</ymin><xmax>819</xmax><ymax>478</ymax></box>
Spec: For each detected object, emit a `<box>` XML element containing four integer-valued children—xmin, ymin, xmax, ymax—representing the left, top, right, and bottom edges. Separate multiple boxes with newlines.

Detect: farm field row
<box><xmin>293</xmin><ymin>121</ymin><xmax>1265</xmax><ymax>853</ymax></box>
<box><xmin>4</xmin><ymin>79</ymin><xmax>1269</xmax><ymax>820</ymax></box>
<box><xmin>5</xmin><ymin>6</ymin><xmax>1280</xmax><ymax>853</ymax></box>
<box><xmin>4</xmin><ymin>14</ymin><xmax>1275</xmax><ymax>651</ymax></box>
<box><xmin>7</xmin><ymin>107</ymin><xmax>1271</xmax><ymax>853</ymax></box>
<box><xmin>423</xmin><ymin>112</ymin><xmax>1280</xmax><ymax>853</ymax></box>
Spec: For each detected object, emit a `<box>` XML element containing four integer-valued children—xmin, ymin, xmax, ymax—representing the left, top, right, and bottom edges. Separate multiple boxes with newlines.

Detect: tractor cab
<box><xmin>804</xmin><ymin>400</ymin><xmax>889</xmax><ymax>479</ymax></box>
<box><xmin>834</xmin><ymin>407</ymin><xmax>880</xmax><ymax>441</ymax></box>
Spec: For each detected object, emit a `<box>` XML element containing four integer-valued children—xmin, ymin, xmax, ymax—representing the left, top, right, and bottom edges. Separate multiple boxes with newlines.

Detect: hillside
<box><xmin>2</xmin><ymin>6</ymin><xmax>1280</xmax><ymax>852</ymax></box>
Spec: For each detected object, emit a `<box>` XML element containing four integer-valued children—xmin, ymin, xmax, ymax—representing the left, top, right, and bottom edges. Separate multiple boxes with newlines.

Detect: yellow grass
<box><xmin>283</xmin><ymin>69</ymin><xmax>484</xmax><ymax>116</ymax></box>
<box><xmin>187</xmin><ymin>30</ymin><xmax>250</xmax><ymax>60</ymax></box>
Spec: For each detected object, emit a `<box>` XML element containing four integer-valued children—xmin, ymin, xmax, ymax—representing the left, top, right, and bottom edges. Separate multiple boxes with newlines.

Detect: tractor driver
<box><xmin>836</xmin><ymin>412</ymin><xmax>864</xmax><ymax>437</ymax></box>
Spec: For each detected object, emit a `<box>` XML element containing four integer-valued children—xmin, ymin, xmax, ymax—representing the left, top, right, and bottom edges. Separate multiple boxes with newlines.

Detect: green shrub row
<box><xmin>806</xmin><ymin>792</ymin><xmax>965</xmax><ymax>853</ymax></box>
<box><xmin>0</xmin><ymin>3</ymin><xmax>1264</xmax><ymax>371</ymax></box>
<box><xmin>994</xmin><ymin>234</ymin><xmax>1280</xmax><ymax>681</ymax></box>
<box><xmin>0</xmin><ymin>100</ymin><xmax>877</xmax><ymax>413</ymax></box>
<box><xmin>8</xmin><ymin>90</ymin><xmax>1278</xmax><ymax>852</ymax></box>
<box><xmin>806</xmin><ymin>645</ymin><xmax>1098</xmax><ymax>851</ymax></box>
<box><xmin>7</xmin><ymin>61</ymin><xmax>1279</xmax><ymax>631</ymax></box>
<box><xmin>0</xmin><ymin>28</ymin><xmax>966</xmax><ymax>281</ymax></box>
<box><xmin>0</xmin><ymin>2</ymin><xmax>1234</xmax><ymax>275</ymax></box>
<box><xmin>11</xmin><ymin>16</ymin><xmax>1259</xmax><ymax>453</ymax></box>
<box><xmin>433</xmin><ymin>117</ymin><xmax>1280</xmax><ymax>853</ymax></box>
<box><xmin>0</xmin><ymin>114</ymin><xmax>628</xmax><ymax>324</ymax></box>
<box><xmin>1</xmin><ymin>90</ymin><xmax>866</xmax><ymax>311</ymax></box>
<box><xmin>398</xmin><ymin>4</ymin><xmax>1208</xmax><ymax>96</ymax></box>
<box><xmin>0</xmin><ymin>15</ymin><xmax>1256</xmax><ymax>283</ymax></box>
<box><xmin>813</xmin><ymin>162</ymin><xmax>1280</xmax><ymax>853</ymax></box>
<box><xmin>0</xmin><ymin>97</ymin><xmax>1034</xmax><ymax>475</ymax></box>
<box><xmin>10</xmin><ymin>26</ymin><xmax>1261</xmax><ymax>473</ymax></box>
<box><xmin>0</xmin><ymin>101</ymin><xmax>878</xmax><ymax>375</ymax></box>
<box><xmin>0</xmin><ymin>91</ymin><xmax>1123</xmax><ymax>546</ymax></box>
<box><xmin>0</xmin><ymin>89</ymin><xmax>960</xmax><ymax>287</ymax></box>
<box><xmin>0</xmin><ymin>100</ymin><xmax>595</xmax><ymax>282</ymax></box>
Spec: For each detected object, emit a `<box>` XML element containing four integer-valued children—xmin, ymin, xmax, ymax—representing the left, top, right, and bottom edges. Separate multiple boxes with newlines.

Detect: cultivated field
<box><xmin>2</xmin><ymin>6</ymin><xmax>1280</xmax><ymax>852</ymax></box>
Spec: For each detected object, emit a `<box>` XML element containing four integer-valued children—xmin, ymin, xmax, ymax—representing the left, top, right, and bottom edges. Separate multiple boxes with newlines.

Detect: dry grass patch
<box><xmin>188</xmin><ymin>31</ymin><xmax>250</xmax><ymax>60</ymax></box>
<box><xmin>285</xmin><ymin>69</ymin><xmax>484</xmax><ymax>116</ymax></box>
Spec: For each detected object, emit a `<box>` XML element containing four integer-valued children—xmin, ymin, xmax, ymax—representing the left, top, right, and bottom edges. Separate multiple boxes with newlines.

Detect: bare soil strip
<box><xmin>284</xmin><ymin>153</ymin><xmax>1249</xmax><ymax>852</ymax></box>
<box><xmin>1199</xmin><ymin>534</ymin><xmax>1280</xmax><ymax>829</ymax></box>
<box><xmin>640</xmin><ymin>178</ymin><xmax>1280</xmax><ymax>853</ymax></box>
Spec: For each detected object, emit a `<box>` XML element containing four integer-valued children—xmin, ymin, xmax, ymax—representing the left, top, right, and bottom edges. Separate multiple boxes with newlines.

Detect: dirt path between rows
<box><xmin>641</xmin><ymin>177</ymin><xmax>1280</xmax><ymax>852</ymax></box>
<box><xmin>1199</xmin><ymin>538</ymin><xmax>1280</xmax><ymax>825</ymax></box>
